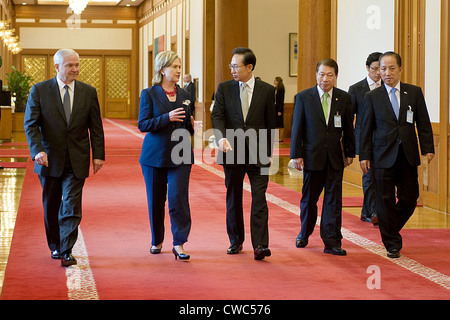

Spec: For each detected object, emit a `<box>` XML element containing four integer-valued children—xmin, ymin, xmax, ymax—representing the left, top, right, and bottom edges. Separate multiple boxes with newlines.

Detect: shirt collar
<box><xmin>366</xmin><ymin>76</ymin><xmax>381</xmax><ymax>88</ymax></box>
<box><xmin>240</xmin><ymin>76</ymin><xmax>255</xmax><ymax>91</ymax></box>
<box><xmin>56</xmin><ymin>77</ymin><xmax>75</xmax><ymax>92</ymax></box>
<box><xmin>384</xmin><ymin>81</ymin><xmax>400</xmax><ymax>93</ymax></box>
<box><xmin>317</xmin><ymin>85</ymin><xmax>333</xmax><ymax>99</ymax></box>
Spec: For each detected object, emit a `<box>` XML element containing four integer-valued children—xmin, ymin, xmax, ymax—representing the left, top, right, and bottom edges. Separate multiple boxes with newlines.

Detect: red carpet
<box><xmin>0</xmin><ymin>149</ymin><xmax>30</xmax><ymax>158</ymax></box>
<box><xmin>0</xmin><ymin>142</ymin><xmax>31</xmax><ymax>168</ymax></box>
<box><xmin>2</xmin><ymin>119</ymin><xmax>450</xmax><ymax>301</ymax></box>
<box><xmin>0</xmin><ymin>161</ymin><xmax>27</xmax><ymax>168</ymax></box>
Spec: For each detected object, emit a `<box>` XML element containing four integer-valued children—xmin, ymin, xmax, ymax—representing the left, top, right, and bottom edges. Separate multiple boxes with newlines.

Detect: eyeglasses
<box><xmin>317</xmin><ymin>72</ymin><xmax>336</xmax><ymax>79</ymax></box>
<box><xmin>229</xmin><ymin>64</ymin><xmax>245</xmax><ymax>70</ymax></box>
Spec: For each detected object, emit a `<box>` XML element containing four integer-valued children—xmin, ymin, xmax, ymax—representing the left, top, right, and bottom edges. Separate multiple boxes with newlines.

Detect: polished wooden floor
<box><xmin>0</xmin><ymin>132</ymin><xmax>449</xmax><ymax>296</ymax></box>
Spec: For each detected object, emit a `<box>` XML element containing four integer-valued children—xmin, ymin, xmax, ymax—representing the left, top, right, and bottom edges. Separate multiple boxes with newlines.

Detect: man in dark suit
<box><xmin>290</xmin><ymin>58</ymin><xmax>355</xmax><ymax>256</ymax></box>
<box><xmin>24</xmin><ymin>49</ymin><xmax>105</xmax><ymax>267</ymax></box>
<box><xmin>348</xmin><ymin>52</ymin><xmax>382</xmax><ymax>225</ymax></box>
<box><xmin>359</xmin><ymin>52</ymin><xmax>434</xmax><ymax>258</ymax></box>
<box><xmin>211</xmin><ymin>47</ymin><xmax>275</xmax><ymax>260</ymax></box>
<box><xmin>183</xmin><ymin>74</ymin><xmax>196</xmax><ymax>117</ymax></box>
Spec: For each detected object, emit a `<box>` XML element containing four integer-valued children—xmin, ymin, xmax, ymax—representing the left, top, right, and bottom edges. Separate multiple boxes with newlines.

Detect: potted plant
<box><xmin>6</xmin><ymin>66</ymin><xmax>33</xmax><ymax>112</ymax></box>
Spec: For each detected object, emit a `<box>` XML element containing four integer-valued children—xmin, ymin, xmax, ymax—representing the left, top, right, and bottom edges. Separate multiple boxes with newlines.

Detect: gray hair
<box><xmin>152</xmin><ymin>51</ymin><xmax>180</xmax><ymax>86</ymax></box>
<box><xmin>54</xmin><ymin>49</ymin><xmax>79</xmax><ymax>66</ymax></box>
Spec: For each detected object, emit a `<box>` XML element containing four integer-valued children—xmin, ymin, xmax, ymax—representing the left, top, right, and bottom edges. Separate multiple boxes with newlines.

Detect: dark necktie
<box><xmin>63</xmin><ymin>85</ymin><xmax>71</xmax><ymax>123</ymax></box>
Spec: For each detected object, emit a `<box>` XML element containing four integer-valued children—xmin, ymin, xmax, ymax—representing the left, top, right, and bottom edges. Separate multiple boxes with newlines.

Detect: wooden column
<box><xmin>297</xmin><ymin>0</ymin><xmax>332</xmax><ymax>92</ymax></box>
<box><xmin>439</xmin><ymin>0</ymin><xmax>449</xmax><ymax>213</ymax></box>
<box><xmin>202</xmin><ymin>0</ymin><xmax>215</xmax><ymax>132</ymax></box>
<box><xmin>0</xmin><ymin>107</ymin><xmax>12</xmax><ymax>141</ymax></box>
<box><xmin>214</xmin><ymin>0</ymin><xmax>248</xmax><ymax>89</ymax></box>
<box><xmin>396</xmin><ymin>0</ymin><xmax>426</xmax><ymax>88</ymax></box>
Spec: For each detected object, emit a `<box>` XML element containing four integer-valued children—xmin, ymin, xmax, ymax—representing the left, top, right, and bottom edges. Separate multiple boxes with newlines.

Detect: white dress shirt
<box><xmin>57</xmin><ymin>77</ymin><xmax>75</xmax><ymax>112</ymax></box>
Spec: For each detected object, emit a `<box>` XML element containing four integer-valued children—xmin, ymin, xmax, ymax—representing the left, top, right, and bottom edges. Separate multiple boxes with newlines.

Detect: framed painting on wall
<box><xmin>289</xmin><ymin>33</ymin><xmax>298</xmax><ymax>77</ymax></box>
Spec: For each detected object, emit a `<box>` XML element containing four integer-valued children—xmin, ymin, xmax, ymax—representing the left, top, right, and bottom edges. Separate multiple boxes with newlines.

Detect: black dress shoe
<box><xmin>387</xmin><ymin>249</ymin><xmax>401</xmax><ymax>258</ymax></box>
<box><xmin>51</xmin><ymin>250</ymin><xmax>61</xmax><ymax>259</ymax></box>
<box><xmin>61</xmin><ymin>253</ymin><xmax>77</xmax><ymax>267</ymax></box>
<box><xmin>254</xmin><ymin>246</ymin><xmax>271</xmax><ymax>260</ymax></box>
<box><xmin>296</xmin><ymin>237</ymin><xmax>308</xmax><ymax>248</ymax></box>
<box><xmin>324</xmin><ymin>247</ymin><xmax>347</xmax><ymax>256</ymax></box>
<box><xmin>227</xmin><ymin>244</ymin><xmax>243</xmax><ymax>254</ymax></box>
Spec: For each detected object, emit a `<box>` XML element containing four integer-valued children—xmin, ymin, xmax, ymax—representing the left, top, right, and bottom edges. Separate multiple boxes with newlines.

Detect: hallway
<box><xmin>1</xmin><ymin>119</ymin><xmax>449</xmax><ymax>299</ymax></box>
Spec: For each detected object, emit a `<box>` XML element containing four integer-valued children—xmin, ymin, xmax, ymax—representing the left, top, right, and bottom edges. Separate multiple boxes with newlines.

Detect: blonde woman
<box><xmin>138</xmin><ymin>51</ymin><xmax>194</xmax><ymax>260</ymax></box>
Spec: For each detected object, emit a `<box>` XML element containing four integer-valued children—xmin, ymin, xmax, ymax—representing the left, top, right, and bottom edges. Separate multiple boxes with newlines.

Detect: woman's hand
<box><xmin>169</xmin><ymin>108</ymin><xmax>186</xmax><ymax>122</ymax></box>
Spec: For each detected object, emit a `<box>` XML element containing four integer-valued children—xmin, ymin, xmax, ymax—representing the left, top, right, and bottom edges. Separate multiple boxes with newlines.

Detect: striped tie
<box><xmin>63</xmin><ymin>85</ymin><xmax>71</xmax><ymax>124</ymax></box>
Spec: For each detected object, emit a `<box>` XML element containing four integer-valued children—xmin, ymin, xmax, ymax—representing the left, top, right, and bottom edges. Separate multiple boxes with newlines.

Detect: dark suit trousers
<box><xmin>361</xmin><ymin>167</ymin><xmax>377</xmax><ymax>219</ymax></box>
<box><xmin>299</xmin><ymin>160</ymin><xmax>344</xmax><ymax>249</ymax></box>
<box><xmin>39</xmin><ymin>157</ymin><xmax>85</xmax><ymax>255</ymax></box>
<box><xmin>141</xmin><ymin>164</ymin><xmax>192</xmax><ymax>246</ymax></box>
<box><xmin>224</xmin><ymin>164</ymin><xmax>269</xmax><ymax>249</ymax></box>
<box><xmin>373</xmin><ymin>144</ymin><xmax>419</xmax><ymax>251</ymax></box>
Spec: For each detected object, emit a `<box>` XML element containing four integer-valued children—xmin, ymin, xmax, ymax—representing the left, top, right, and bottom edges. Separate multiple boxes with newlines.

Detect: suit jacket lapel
<box><xmin>311</xmin><ymin>87</ymin><xmax>326</xmax><ymax>126</ymax></box>
<box><xmin>378</xmin><ymin>86</ymin><xmax>398</xmax><ymax>121</ymax></box>
<box><xmin>399</xmin><ymin>82</ymin><xmax>409</xmax><ymax>121</ymax></box>
<box><xmin>50</xmin><ymin>77</ymin><xmax>68</xmax><ymax>123</ymax></box>
<box><xmin>70</xmin><ymin>80</ymin><xmax>83</xmax><ymax>126</ymax></box>
<box><xmin>245</xmin><ymin>80</ymin><xmax>262</xmax><ymax>122</ymax></box>
<box><xmin>231</xmin><ymin>81</ymin><xmax>244</xmax><ymax>122</ymax></box>
<box><xmin>361</xmin><ymin>80</ymin><xmax>370</xmax><ymax>95</ymax></box>
<box><xmin>329</xmin><ymin>89</ymin><xmax>342</xmax><ymax>127</ymax></box>
<box><xmin>154</xmin><ymin>85</ymin><xmax>178</xmax><ymax>113</ymax></box>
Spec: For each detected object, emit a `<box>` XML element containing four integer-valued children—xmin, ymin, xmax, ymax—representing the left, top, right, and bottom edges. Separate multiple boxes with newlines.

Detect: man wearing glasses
<box><xmin>290</xmin><ymin>58</ymin><xmax>355</xmax><ymax>256</ymax></box>
<box><xmin>211</xmin><ymin>47</ymin><xmax>276</xmax><ymax>260</ymax></box>
<box><xmin>359</xmin><ymin>52</ymin><xmax>434</xmax><ymax>259</ymax></box>
<box><xmin>348</xmin><ymin>52</ymin><xmax>382</xmax><ymax>226</ymax></box>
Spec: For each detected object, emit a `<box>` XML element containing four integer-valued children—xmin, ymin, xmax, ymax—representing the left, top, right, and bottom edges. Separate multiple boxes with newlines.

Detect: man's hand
<box><xmin>35</xmin><ymin>152</ymin><xmax>48</xmax><ymax>167</ymax></box>
<box><xmin>345</xmin><ymin>158</ymin><xmax>354</xmax><ymax>167</ymax></box>
<box><xmin>93</xmin><ymin>159</ymin><xmax>104</xmax><ymax>175</ymax></box>
<box><xmin>292</xmin><ymin>158</ymin><xmax>304</xmax><ymax>171</ymax></box>
<box><xmin>218</xmin><ymin>138</ymin><xmax>232</xmax><ymax>153</ymax></box>
<box><xmin>360</xmin><ymin>160</ymin><xmax>370</xmax><ymax>174</ymax></box>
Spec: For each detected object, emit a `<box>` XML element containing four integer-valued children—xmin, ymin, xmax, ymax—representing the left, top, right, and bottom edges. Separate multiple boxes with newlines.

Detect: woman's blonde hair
<box><xmin>152</xmin><ymin>51</ymin><xmax>180</xmax><ymax>86</ymax></box>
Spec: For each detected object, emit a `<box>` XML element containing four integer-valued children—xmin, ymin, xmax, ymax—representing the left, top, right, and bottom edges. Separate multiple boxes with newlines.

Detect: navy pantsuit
<box><xmin>138</xmin><ymin>85</ymin><xmax>194</xmax><ymax>246</ymax></box>
<box><xmin>141</xmin><ymin>165</ymin><xmax>191</xmax><ymax>246</ymax></box>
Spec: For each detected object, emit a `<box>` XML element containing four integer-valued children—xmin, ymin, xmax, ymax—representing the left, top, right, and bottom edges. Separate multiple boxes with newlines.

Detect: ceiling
<box><xmin>12</xmin><ymin>0</ymin><xmax>145</xmax><ymax>8</ymax></box>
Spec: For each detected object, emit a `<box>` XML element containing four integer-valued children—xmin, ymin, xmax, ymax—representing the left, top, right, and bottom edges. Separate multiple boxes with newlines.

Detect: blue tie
<box><xmin>390</xmin><ymin>88</ymin><xmax>399</xmax><ymax>120</ymax></box>
<box><xmin>63</xmin><ymin>85</ymin><xmax>71</xmax><ymax>124</ymax></box>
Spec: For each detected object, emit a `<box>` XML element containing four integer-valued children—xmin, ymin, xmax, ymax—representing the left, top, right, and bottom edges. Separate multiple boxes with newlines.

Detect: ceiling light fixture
<box><xmin>0</xmin><ymin>20</ymin><xmax>22</xmax><ymax>54</ymax></box>
<box><xmin>68</xmin><ymin>0</ymin><xmax>91</xmax><ymax>15</ymax></box>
